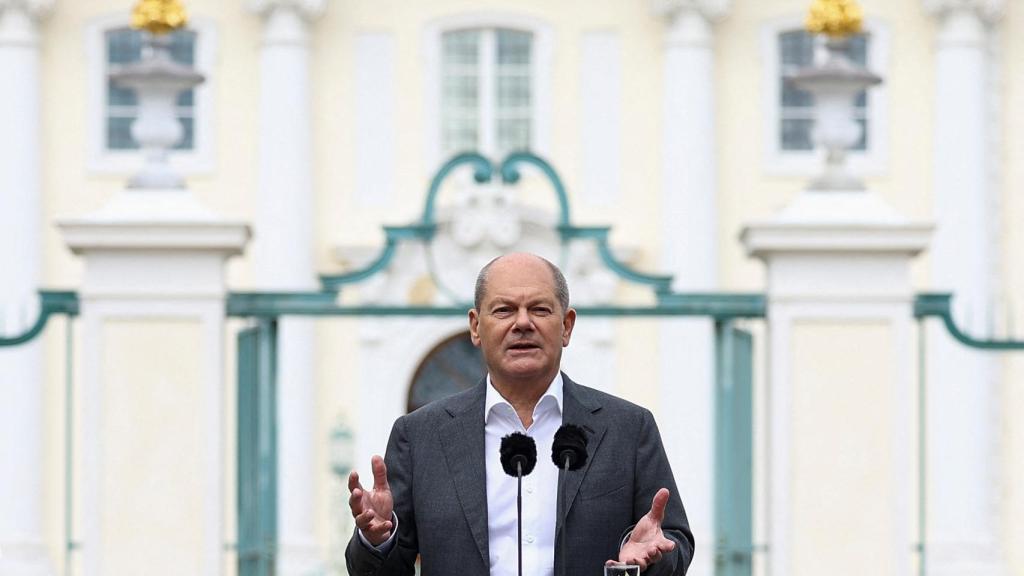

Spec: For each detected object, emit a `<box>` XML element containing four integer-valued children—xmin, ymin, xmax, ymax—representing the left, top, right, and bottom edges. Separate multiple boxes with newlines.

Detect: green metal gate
<box><xmin>237</xmin><ymin>320</ymin><xmax>278</xmax><ymax>576</ymax></box>
<box><xmin>228</xmin><ymin>152</ymin><xmax>767</xmax><ymax>576</ymax></box>
<box><xmin>714</xmin><ymin>322</ymin><xmax>754</xmax><ymax>576</ymax></box>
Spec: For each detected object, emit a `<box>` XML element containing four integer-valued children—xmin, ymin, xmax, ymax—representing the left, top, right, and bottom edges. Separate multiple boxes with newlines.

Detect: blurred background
<box><xmin>0</xmin><ymin>0</ymin><xmax>1021</xmax><ymax>575</ymax></box>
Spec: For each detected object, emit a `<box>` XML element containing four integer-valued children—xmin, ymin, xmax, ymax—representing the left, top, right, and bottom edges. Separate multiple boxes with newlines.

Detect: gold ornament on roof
<box><xmin>131</xmin><ymin>0</ymin><xmax>189</xmax><ymax>35</ymax></box>
<box><xmin>806</xmin><ymin>0</ymin><xmax>864</xmax><ymax>38</ymax></box>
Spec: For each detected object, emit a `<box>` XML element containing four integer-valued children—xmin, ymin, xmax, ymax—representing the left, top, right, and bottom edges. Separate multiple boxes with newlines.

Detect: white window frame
<box><xmin>423</xmin><ymin>13</ymin><xmax>553</xmax><ymax>173</ymax></box>
<box><xmin>761</xmin><ymin>17</ymin><xmax>890</xmax><ymax>176</ymax></box>
<box><xmin>86</xmin><ymin>13</ymin><xmax>217</xmax><ymax>175</ymax></box>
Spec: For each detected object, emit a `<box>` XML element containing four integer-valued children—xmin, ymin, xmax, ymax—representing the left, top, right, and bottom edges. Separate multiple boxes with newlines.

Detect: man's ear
<box><xmin>561</xmin><ymin>308</ymin><xmax>576</xmax><ymax>347</ymax></box>
<box><xmin>468</xmin><ymin>308</ymin><xmax>481</xmax><ymax>347</ymax></box>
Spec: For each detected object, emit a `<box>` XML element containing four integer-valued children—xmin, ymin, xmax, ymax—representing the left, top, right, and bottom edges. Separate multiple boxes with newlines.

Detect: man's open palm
<box><xmin>348</xmin><ymin>455</ymin><xmax>394</xmax><ymax>545</ymax></box>
<box><xmin>607</xmin><ymin>488</ymin><xmax>676</xmax><ymax>571</ymax></box>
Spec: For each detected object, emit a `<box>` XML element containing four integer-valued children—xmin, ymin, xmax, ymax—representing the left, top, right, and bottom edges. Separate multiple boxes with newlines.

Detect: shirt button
<box><xmin>525</xmin><ymin>485</ymin><xmax>534</xmax><ymax>494</ymax></box>
<box><xmin>526</xmin><ymin>535</ymin><xmax>535</xmax><ymax>544</ymax></box>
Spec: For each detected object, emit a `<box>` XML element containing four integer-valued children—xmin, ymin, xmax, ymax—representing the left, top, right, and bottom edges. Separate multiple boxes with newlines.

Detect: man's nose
<box><xmin>513</xmin><ymin>308</ymin><xmax>533</xmax><ymax>330</ymax></box>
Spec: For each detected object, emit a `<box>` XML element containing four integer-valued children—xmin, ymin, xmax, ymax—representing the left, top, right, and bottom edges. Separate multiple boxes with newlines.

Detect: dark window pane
<box><xmin>496</xmin><ymin>29</ymin><xmax>531</xmax><ymax>65</ymax></box>
<box><xmin>175</xmin><ymin>116</ymin><xmax>194</xmax><ymax>150</ymax></box>
<box><xmin>781</xmin><ymin>119</ymin><xmax>814</xmax><ymax>151</ymax></box>
<box><xmin>853</xmin><ymin>118</ymin><xmax>867</xmax><ymax>151</ymax></box>
<box><xmin>107</xmin><ymin>116</ymin><xmax>137</xmax><ymax>150</ymax></box>
<box><xmin>407</xmin><ymin>332</ymin><xmax>485</xmax><ymax>412</ymax></box>
<box><xmin>781</xmin><ymin>79</ymin><xmax>813</xmax><ymax>108</ymax></box>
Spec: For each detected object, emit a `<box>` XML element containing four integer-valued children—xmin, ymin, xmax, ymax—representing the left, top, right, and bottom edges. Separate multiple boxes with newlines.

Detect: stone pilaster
<box><xmin>0</xmin><ymin>2</ymin><xmax>55</xmax><ymax>575</ymax></box>
<box><xmin>921</xmin><ymin>1</ymin><xmax>1004</xmax><ymax>574</ymax></box>
<box><xmin>651</xmin><ymin>3</ymin><xmax>729</xmax><ymax>575</ymax></box>
<box><xmin>247</xmin><ymin>2</ymin><xmax>326</xmax><ymax>575</ymax></box>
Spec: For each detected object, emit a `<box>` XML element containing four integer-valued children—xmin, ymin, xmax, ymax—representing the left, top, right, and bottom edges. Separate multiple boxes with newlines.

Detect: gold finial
<box><xmin>806</xmin><ymin>0</ymin><xmax>863</xmax><ymax>38</ymax></box>
<box><xmin>131</xmin><ymin>0</ymin><xmax>188</xmax><ymax>35</ymax></box>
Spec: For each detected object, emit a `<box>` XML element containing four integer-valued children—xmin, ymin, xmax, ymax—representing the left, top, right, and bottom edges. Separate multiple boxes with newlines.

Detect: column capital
<box><xmin>0</xmin><ymin>0</ymin><xmax>55</xmax><ymax>20</ymax></box>
<box><xmin>247</xmin><ymin>0</ymin><xmax>326</xmax><ymax>21</ymax></box>
<box><xmin>651</xmin><ymin>0</ymin><xmax>731</xmax><ymax>23</ymax></box>
<box><xmin>922</xmin><ymin>0</ymin><xmax>1004</xmax><ymax>23</ymax></box>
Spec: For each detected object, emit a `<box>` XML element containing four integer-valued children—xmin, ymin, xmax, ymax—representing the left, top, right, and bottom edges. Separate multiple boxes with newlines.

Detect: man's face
<box><xmin>469</xmin><ymin>256</ymin><xmax>576</xmax><ymax>386</ymax></box>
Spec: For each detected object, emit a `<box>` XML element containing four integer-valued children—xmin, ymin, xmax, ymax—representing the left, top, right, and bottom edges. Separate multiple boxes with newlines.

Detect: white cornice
<box><xmin>922</xmin><ymin>0</ymin><xmax>1004</xmax><ymax>23</ymax></box>
<box><xmin>247</xmin><ymin>0</ymin><xmax>327</xmax><ymax>21</ymax></box>
<box><xmin>651</xmin><ymin>0</ymin><xmax>731</xmax><ymax>22</ymax></box>
<box><xmin>0</xmin><ymin>0</ymin><xmax>55</xmax><ymax>20</ymax></box>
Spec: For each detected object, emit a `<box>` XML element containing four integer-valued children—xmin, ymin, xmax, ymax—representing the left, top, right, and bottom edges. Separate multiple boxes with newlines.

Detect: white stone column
<box><xmin>922</xmin><ymin>2</ymin><xmax>1004</xmax><ymax>575</ymax></box>
<box><xmin>247</xmin><ymin>1</ymin><xmax>325</xmax><ymax>574</ymax></box>
<box><xmin>58</xmin><ymin>191</ymin><xmax>249</xmax><ymax>576</ymax></box>
<box><xmin>743</xmin><ymin>191</ymin><xmax>931</xmax><ymax>576</ymax></box>
<box><xmin>652</xmin><ymin>2</ymin><xmax>729</xmax><ymax>574</ymax></box>
<box><xmin>0</xmin><ymin>1</ymin><xmax>54</xmax><ymax>575</ymax></box>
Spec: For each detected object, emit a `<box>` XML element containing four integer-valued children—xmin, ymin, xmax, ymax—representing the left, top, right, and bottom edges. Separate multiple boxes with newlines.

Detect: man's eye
<box><xmin>532</xmin><ymin>307</ymin><xmax>552</xmax><ymax>315</ymax></box>
<box><xmin>493</xmin><ymin>307</ymin><xmax>512</xmax><ymax>315</ymax></box>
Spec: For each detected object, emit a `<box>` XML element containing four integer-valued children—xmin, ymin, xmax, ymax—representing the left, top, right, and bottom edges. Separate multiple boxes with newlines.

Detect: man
<box><xmin>346</xmin><ymin>253</ymin><xmax>693</xmax><ymax>576</ymax></box>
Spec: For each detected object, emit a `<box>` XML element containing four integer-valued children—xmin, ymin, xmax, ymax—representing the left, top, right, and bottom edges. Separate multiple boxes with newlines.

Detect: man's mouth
<box><xmin>507</xmin><ymin>342</ymin><xmax>540</xmax><ymax>351</ymax></box>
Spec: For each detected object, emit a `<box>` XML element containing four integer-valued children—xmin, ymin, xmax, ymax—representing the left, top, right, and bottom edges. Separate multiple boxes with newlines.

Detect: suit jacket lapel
<box><xmin>556</xmin><ymin>374</ymin><xmax>608</xmax><ymax>535</ymax></box>
<box><xmin>437</xmin><ymin>383</ymin><xmax>490</xmax><ymax>570</ymax></box>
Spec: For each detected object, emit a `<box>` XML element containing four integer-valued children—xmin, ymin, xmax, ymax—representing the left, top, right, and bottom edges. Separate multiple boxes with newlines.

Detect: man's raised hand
<box><xmin>606</xmin><ymin>488</ymin><xmax>676</xmax><ymax>571</ymax></box>
<box><xmin>348</xmin><ymin>455</ymin><xmax>394</xmax><ymax>546</ymax></box>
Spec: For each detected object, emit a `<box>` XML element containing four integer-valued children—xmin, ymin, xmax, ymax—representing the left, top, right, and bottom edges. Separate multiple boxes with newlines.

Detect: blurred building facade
<box><xmin>0</xmin><ymin>1</ymin><xmax>1022</xmax><ymax>576</ymax></box>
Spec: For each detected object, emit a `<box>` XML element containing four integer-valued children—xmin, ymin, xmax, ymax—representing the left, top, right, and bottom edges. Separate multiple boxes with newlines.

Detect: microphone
<box><xmin>551</xmin><ymin>424</ymin><xmax>588</xmax><ymax>471</ymax></box>
<box><xmin>500</xmin><ymin>432</ymin><xmax>538</xmax><ymax>477</ymax></box>
<box><xmin>551</xmin><ymin>424</ymin><xmax>588</xmax><ymax>574</ymax></box>
<box><xmin>499</xmin><ymin>433</ymin><xmax>537</xmax><ymax>576</ymax></box>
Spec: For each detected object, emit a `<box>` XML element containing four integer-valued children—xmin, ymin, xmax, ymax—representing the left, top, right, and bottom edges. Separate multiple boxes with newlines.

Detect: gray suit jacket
<box><xmin>346</xmin><ymin>374</ymin><xmax>694</xmax><ymax>576</ymax></box>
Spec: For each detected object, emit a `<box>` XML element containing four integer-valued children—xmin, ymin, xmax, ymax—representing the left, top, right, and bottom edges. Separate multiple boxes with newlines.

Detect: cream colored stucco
<box><xmin>791</xmin><ymin>320</ymin><xmax>903</xmax><ymax>576</ymax></box>
<box><xmin>100</xmin><ymin>319</ymin><xmax>206</xmax><ymax>575</ymax></box>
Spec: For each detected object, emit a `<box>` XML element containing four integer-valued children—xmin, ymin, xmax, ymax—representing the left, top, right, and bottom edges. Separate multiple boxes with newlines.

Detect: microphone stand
<box><xmin>560</xmin><ymin>455</ymin><xmax>570</xmax><ymax>576</ymax></box>
<box><xmin>517</xmin><ymin>461</ymin><xmax>524</xmax><ymax>576</ymax></box>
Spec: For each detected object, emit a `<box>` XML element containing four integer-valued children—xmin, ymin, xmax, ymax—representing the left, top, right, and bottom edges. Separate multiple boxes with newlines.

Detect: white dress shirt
<box><xmin>484</xmin><ymin>373</ymin><xmax>562</xmax><ymax>576</ymax></box>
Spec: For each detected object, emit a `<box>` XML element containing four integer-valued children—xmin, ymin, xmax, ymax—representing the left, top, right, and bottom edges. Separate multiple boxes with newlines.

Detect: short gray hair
<box><xmin>474</xmin><ymin>254</ymin><xmax>570</xmax><ymax>314</ymax></box>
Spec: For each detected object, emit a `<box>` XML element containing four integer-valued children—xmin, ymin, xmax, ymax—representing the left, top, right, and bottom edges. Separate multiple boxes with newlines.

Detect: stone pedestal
<box><xmin>742</xmin><ymin>189</ymin><xmax>931</xmax><ymax>576</ymax></box>
<box><xmin>58</xmin><ymin>189</ymin><xmax>249</xmax><ymax>576</ymax></box>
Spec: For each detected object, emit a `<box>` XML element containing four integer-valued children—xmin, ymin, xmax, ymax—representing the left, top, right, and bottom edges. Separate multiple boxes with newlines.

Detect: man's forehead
<box><xmin>485</xmin><ymin>286</ymin><xmax>558</xmax><ymax>302</ymax></box>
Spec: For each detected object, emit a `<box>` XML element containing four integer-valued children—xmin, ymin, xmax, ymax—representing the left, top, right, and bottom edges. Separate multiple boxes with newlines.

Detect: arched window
<box><xmin>407</xmin><ymin>331</ymin><xmax>486</xmax><ymax>413</ymax></box>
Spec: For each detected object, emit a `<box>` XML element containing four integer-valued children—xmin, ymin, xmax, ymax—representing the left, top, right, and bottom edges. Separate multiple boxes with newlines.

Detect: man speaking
<box><xmin>346</xmin><ymin>253</ymin><xmax>694</xmax><ymax>575</ymax></box>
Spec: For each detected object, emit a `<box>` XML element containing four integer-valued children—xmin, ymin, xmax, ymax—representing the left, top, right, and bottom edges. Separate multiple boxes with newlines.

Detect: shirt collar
<box><xmin>485</xmin><ymin>372</ymin><xmax>564</xmax><ymax>424</ymax></box>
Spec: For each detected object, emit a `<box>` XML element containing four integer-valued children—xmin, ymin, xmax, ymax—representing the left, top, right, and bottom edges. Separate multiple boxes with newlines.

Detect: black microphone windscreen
<box><xmin>551</xmin><ymin>424</ymin><xmax>588</xmax><ymax>471</ymax></box>
<box><xmin>500</xmin><ymin>432</ymin><xmax>538</xmax><ymax>477</ymax></box>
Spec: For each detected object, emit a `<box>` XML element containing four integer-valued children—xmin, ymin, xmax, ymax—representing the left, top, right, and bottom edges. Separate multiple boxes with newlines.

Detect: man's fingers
<box><xmin>648</xmin><ymin>488</ymin><xmax>670</xmax><ymax>523</ymax></box>
<box><xmin>347</xmin><ymin>470</ymin><xmax>362</xmax><ymax>493</ymax></box>
<box><xmin>371</xmin><ymin>455</ymin><xmax>390</xmax><ymax>492</ymax></box>
<box><xmin>657</xmin><ymin>538</ymin><xmax>676</xmax><ymax>553</ymax></box>
<box><xmin>355</xmin><ymin>508</ymin><xmax>375</xmax><ymax>528</ymax></box>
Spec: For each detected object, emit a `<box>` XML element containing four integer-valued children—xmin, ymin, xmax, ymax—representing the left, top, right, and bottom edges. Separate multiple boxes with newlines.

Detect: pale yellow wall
<box><xmin>100</xmin><ymin>319</ymin><xmax>207</xmax><ymax>575</ymax></box>
<box><xmin>791</xmin><ymin>320</ymin><xmax>909</xmax><ymax>576</ymax></box>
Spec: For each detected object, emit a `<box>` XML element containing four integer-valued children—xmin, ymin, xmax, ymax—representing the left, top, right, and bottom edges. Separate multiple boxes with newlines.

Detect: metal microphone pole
<box><xmin>518</xmin><ymin>461</ymin><xmax>523</xmax><ymax>576</ymax></box>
